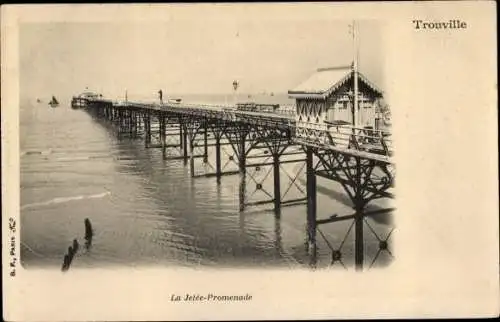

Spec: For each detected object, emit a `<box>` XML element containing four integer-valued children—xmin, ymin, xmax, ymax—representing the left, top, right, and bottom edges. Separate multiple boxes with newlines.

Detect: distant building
<box><xmin>288</xmin><ymin>65</ymin><xmax>384</xmax><ymax>133</ymax></box>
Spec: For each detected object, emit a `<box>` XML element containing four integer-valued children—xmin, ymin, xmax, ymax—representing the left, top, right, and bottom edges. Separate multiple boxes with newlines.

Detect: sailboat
<box><xmin>48</xmin><ymin>96</ymin><xmax>59</xmax><ymax>108</ymax></box>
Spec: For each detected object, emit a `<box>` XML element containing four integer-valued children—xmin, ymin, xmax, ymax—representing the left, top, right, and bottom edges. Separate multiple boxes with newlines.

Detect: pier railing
<box><xmin>295</xmin><ymin>122</ymin><xmax>392</xmax><ymax>163</ymax></box>
<box><xmin>90</xmin><ymin>98</ymin><xmax>393</xmax><ymax>163</ymax></box>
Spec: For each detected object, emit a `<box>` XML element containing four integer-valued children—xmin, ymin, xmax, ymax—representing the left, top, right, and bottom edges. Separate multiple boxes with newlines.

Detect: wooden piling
<box><xmin>203</xmin><ymin>123</ymin><xmax>208</xmax><ymax>163</ymax></box>
<box><xmin>182</xmin><ymin>126</ymin><xmax>188</xmax><ymax>165</ymax></box>
<box><xmin>215</xmin><ymin>135</ymin><xmax>222</xmax><ymax>183</ymax></box>
<box><xmin>144</xmin><ymin>114</ymin><xmax>151</xmax><ymax>147</ymax></box>
<box><xmin>306</xmin><ymin>147</ymin><xmax>317</xmax><ymax>265</ymax></box>
<box><xmin>273</xmin><ymin>154</ymin><xmax>281</xmax><ymax>215</ymax></box>
<box><xmin>354</xmin><ymin>157</ymin><xmax>364</xmax><ymax>271</ymax></box>
<box><xmin>179</xmin><ymin>124</ymin><xmax>183</xmax><ymax>149</ymax></box>
<box><xmin>189</xmin><ymin>134</ymin><xmax>195</xmax><ymax>177</ymax></box>
<box><xmin>238</xmin><ymin>143</ymin><xmax>246</xmax><ymax>212</ymax></box>
<box><xmin>160</xmin><ymin>116</ymin><xmax>166</xmax><ymax>159</ymax></box>
<box><xmin>130</xmin><ymin>110</ymin><xmax>134</xmax><ymax>135</ymax></box>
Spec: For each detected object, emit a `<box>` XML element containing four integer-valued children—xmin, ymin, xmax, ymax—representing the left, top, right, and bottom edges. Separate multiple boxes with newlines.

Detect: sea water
<box><xmin>20</xmin><ymin>93</ymin><xmax>393</xmax><ymax>270</ymax></box>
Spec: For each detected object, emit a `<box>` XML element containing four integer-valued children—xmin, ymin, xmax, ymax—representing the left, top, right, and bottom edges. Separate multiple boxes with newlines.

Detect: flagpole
<box><xmin>352</xmin><ymin>20</ymin><xmax>359</xmax><ymax>128</ymax></box>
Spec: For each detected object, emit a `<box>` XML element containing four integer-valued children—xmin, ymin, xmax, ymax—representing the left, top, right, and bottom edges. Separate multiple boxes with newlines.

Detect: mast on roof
<box><xmin>351</xmin><ymin>20</ymin><xmax>359</xmax><ymax>127</ymax></box>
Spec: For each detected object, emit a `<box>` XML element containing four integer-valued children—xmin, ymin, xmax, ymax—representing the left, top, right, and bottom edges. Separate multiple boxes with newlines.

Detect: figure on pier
<box><xmin>158</xmin><ymin>89</ymin><xmax>163</xmax><ymax>104</ymax></box>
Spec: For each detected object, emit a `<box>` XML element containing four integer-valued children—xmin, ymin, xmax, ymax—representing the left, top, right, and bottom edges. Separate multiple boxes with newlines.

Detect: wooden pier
<box><xmin>78</xmin><ymin>68</ymin><xmax>395</xmax><ymax>270</ymax></box>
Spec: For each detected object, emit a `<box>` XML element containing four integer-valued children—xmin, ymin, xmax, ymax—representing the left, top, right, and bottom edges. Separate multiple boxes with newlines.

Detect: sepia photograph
<box><xmin>19</xmin><ymin>19</ymin><xmax>393</xmax><ymax>271</ymax></box>
<box><xmin>2</xmin><ymin>2</ymin><xmax>498</xmax><ymax>321</ymax></box>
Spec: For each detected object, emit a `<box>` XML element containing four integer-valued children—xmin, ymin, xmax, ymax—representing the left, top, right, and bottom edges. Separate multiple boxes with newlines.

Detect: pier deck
<box><xmin>100</xmin><ymin>99</ymin><xmax>393</xmax><ymax>164</ymax></box>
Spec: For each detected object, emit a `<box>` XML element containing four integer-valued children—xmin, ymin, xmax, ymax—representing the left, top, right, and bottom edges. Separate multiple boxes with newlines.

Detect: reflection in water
<box><xmin>274</xmin><ymin>215</ymin><xmax>282</xmax><ymax>257</ymax></box>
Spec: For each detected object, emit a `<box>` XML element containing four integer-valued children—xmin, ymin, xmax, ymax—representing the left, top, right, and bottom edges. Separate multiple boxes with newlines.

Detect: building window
<box><xmin>341</xmin><ymin>101</ymin><xmax>348</xmax><ymax>109</ymax></box>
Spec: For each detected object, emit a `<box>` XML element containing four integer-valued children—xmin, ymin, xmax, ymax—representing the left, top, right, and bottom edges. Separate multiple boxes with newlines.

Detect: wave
<box><xmin>22</xmin><ymin>153</ymin><xmax>111</xmax><ymax>162</ymax></box>
<box><xmin>52</xmin><ymin>156</ymin><xmax>91</xmax><ymax>162</ymax></box>
<box><xmin>21</xmin><ymin>191</ymin><xmax>111</xmax><ymax>210</ymax></box>
<box><xmin>21</xmin><ymin>241</ymin><xmax>45</xmax><ymax>258</ymax></box>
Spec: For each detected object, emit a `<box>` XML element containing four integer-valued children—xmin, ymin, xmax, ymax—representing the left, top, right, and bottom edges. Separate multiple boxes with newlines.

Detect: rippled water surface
<box><xmin>20</xmin><ymin>96</ymin><xmax>393</xmax><ymax>270</ymax></box>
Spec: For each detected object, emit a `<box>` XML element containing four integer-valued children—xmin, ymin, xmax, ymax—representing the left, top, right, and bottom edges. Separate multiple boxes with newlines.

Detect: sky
<box><xmin>20</xmin><ymin>18</ymin><xmax>383</xmax><ymax>99</ymax></box>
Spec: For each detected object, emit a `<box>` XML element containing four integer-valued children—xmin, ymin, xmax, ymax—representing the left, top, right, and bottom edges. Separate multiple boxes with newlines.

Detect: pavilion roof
<box><xmin>288</xmin><ymin>65</ymin><xmax>383</xmax><ymax>99</ymax></box>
